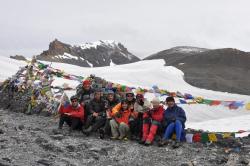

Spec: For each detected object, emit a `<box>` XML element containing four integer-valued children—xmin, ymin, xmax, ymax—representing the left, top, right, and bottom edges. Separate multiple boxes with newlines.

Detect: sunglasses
<box><xmin>127</xmin><ymin>95</ymin><xmax>134</xmax><ymax>97</ymax></box>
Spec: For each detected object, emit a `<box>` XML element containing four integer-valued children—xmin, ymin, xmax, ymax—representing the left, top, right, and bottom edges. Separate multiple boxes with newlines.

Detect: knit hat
<box><xmin>82</xmin><ymin>80</ymin><xmax>91</xmax><ymax>86</ymax></box>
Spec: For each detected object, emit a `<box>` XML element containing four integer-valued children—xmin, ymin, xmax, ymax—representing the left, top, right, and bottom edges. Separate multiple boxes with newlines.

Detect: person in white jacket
<box><xmin>129</xmin><ymin>93</ymin><xmax>152</xmax><ymax>140</ymax></box>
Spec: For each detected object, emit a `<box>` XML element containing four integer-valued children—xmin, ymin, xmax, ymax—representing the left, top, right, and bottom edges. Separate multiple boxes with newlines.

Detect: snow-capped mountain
<box><xmin>144</xmin><ymin>47</ymin><xmax>250</xmax><ymax>95</ymax></box>
<box><xmin>36</xmin><ymin>39</ymin><xmax>140</xmax><ymax>67</ymax></box>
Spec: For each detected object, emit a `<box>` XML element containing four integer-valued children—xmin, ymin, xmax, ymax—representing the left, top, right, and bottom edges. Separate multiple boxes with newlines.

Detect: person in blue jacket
<box><xmin>159</xmin><ymin>96</ymin><xmax>186</xmax><ymax>148</ymax></box>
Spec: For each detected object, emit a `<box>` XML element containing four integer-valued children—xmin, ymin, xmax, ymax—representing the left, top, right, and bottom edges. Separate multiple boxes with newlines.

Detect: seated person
<box><xmin>82</xmin><ymin>89</ymin><xmax>106</xmax><ymax>135</ymax></box>
<box><xmin>76</xmin><ymin>80</ymin><xmax>95</xmax><ymax>116</ymax></box>
<box><xmin>112</xmin><ymin>91</ymin><xmax>136</xmax><ymax>114</ymax></box>
<box><xmin>139</xmin><ymin>97</ymin><xmax>164</xmax><ymax>146</ymax></box>
<box><xmin>99</xmin><ymin>90</ymin><xmax>120</xmax><ymax>139</ymax></box>
<box><xmin>129</xmin><ymin>93</ymin><xmax>151</xmax><ymax>140</ymax></box>
<box><xmin>110</xmin><ymin>100</ymin><xmax>137</xmax><ymax>140</ymax></box>
<box><xmin>58</xmin><ymin>95</ymin><xmax>84</xmax><ymax>132</ymax></box>
<box><xmin>159</xmin><ymin>97</ymin><xmax>186</xmax><ymax>148</ymax></box>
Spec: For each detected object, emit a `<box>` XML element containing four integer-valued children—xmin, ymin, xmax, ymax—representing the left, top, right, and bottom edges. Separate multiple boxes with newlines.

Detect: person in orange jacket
<box><xmin>112</xmin><ymin>92</ymin><xmax>136</xmax><ymax>115</ymax></box>
<box><xmin>110</xmin><ymin>100</ymin><xmax>137</xmax><ymax>140</ymax></box>
<box><xmin>58</xmin><ymin>95</ymin><xmax>84</xmax><ymax>131</ymax></box>
<box><xmin>139</xmin><ymin>97</ymin><xmax>164</xmax><ymax>146</ymax></box>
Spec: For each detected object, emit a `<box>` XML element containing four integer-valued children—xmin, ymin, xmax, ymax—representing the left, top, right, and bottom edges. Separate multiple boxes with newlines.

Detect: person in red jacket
<box><xmin>58</xmin><ymin>95</ymin><xmax>84</xmax><ymax>131</ymax></box>
<box><xmin>139</xmin><ymin>97</ymin><xmax>164</xmax><ymax>146</ymax></box>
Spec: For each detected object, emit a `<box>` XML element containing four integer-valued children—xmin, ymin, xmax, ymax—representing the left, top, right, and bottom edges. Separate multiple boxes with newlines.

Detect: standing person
<box><xmin>58</xmin><ymin>95</ymin><xmax>84</xmax><ymax>132</ymax></box>
<box><xmin>139</xmin><ymin>97</ymin><xmax>164</xmax><ymax>146</ymax></box>
<box><xmin>110</xmin><ymin>100</ymin><xmax>137</xmax><ymax>140</ymax></box>
<box><xmin>82</xmin><ymin>89</ymin><xmax>106</xmax><ymax>136</ymax></box>
<box><xmin>159</xmin><ymin>97</ymin><xmax>186</xmax><ymax>148</ymax></box>
<box><xmin>130</xmin><ymin>93</ymin><xmax>151</xmax><ymax>140</ymax></box>
<box><xmin>99</xmin><ymin>90</ymin><xmax>120</xmax><ymax>139</ymax></box>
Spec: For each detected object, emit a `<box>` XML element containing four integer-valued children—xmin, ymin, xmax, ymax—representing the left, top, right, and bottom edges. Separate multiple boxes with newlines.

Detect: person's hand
<box><xmin>106</xmin><ymin>110</ymin><xmax>111</xmax><ymax>118</ymax></box>
<box><xmin>115</xmin><ymin>112</ymin><xmax>122</xmax><ymax>118</ymax></box>
<box><xmin>170</xmin><ymin>117</ymin><xmax>176</xmax><ymax>122</ymax></box>
<box><xmin>64</xmin><ymin>113</ymin><xmax>71</xmax><ymax>116</ymax></box>
<box><xmin>93</xmin><ymin>112</ymin><xmax>99</xmax><ymax>117</ymax></box>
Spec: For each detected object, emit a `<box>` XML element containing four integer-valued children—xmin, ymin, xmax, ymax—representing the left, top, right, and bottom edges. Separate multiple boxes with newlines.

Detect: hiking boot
<box><xmin>139</xmin><ymin>139</ymin><xmax>145</xmax><ymax>145</ymax></box>
<box><xmin>118</xmin><ymin>136</ymin><xmax>125</xmax><ymax>140</ymax></box>
<box><xmin>82</xmin><ymin>126</ymin><xmax>92</xmax><ymax>136</ymax></box>
<box><xmin>110</xmin><ymin>136</ymin><xmax>118</xmax><ymax>140</ymax></box>
<box><xmin>158</xmin><ymin>139</ymin><xmax>171</xmax><ymax>147</ymax></box>
<box><xmin>123</xmin><ymin>137</ymin><xmax>128</xmax><ymax>141</ymax></box>
<box><xmin>99</xmin><ymin>129</ymin><xmax>105</xmax><ymax>139</ymax></box>
<box><xmin>172</xmin><ymin>141</ymin><xmax>182</xmax><ymax>149</ymax></box>
<box><xmin>144</xmin><ymin>140</ymin><xmax>152</xmax><ymax>146</ymax></box>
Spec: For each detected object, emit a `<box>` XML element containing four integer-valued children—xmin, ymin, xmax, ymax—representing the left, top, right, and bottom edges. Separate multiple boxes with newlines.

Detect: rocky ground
<box><xmin>0</xmin><ymin>109</ymin><xmax>250</xmax><ymax>166</ymax></box>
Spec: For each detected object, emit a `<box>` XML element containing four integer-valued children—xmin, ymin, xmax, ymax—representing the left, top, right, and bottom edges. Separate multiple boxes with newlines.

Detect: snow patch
<box><xmin>55</xmin><ymin>53</ymin><xmax>78</xmax><ymax>60</ymax></box>
<box><xmin>86</xmin><ymin>60</ymin><xmax>93</xmax><ymax>67</ymax></box>
<box><xmin>110</xmin><ymin>59</ymin><xmax>116</xmax><ymax>66</ymax></box>
<box><xmin>79</xmin><ymin>40</ymin><xmax>120</xmax><ymax>50</ymax></box>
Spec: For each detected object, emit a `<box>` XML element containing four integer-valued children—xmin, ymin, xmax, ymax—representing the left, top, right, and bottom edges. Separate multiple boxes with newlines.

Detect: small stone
<box><xmin>0</xmin><ymin>129</ymin><xmax>4</xmax><ymax>134</ymax></box>
<box><xmin>18</xmin><ymin>124</ymin><xmax>25</xmax><ymax>130</ymax></box>
<box><xmin>191</xmin><ymin>160</ymin><xmax>198</xmax><ymax>166</ymax></box>
<box><xmin>50</xmin><ymin>134</ymin><xmax>64</xmax><ymax>140</ymax></box>
<box><xmin>240</xmin><ymin>158</ymin><xmax>249</xmax><ymax>165</ymax></box>
<box><xmin>66</xmin><ymin>145</ymin><xmax>76</xmax><ymax>152</ymax></box>
<box><xmin>176</xmin><ymin>149</ymin><xmax>183</xmax><ymax>156</ymax></box>
<box><xmin>2</xmin><ymin>158</ymin><xmax>11</xmax><ymax>163</ymax></box>
<box><xmin>37</xmin><ymin>159</ymin><xmax>52</xmax><ymax>166</ymax></box>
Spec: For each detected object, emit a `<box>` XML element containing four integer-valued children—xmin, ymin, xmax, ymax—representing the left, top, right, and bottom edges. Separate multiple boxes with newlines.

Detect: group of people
<box><xmin>58</xmin><ymin>80</ymin><xmax>187</xmax><ymax>148</ymax></box>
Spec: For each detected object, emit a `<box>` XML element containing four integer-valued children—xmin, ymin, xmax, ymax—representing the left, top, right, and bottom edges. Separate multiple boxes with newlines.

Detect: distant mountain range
<box><xmin>144</xmin><ymin>46</ymin><xmax>250</xmax><ymax>95</ymax></box>
<box><xmin>9</xmin><ymin>40</ymin><xmax>250</xmax><ymax>95</ymax></box>
<box><xmin>35</xmin><ymin>39</ymin><xmax>140</xmax><ymax>67</ymax></box>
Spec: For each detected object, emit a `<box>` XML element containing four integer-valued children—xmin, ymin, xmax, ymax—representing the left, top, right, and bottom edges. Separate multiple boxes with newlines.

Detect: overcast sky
<box><xmin>0</xmin><ymin>0</ymin><xmax>250</xmax><ymax>58</ymax></box>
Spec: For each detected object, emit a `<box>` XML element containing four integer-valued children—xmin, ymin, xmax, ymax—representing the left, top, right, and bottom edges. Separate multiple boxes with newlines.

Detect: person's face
<box><xmin>126</xmin><ymin>94</ymin><xmax>134</xmax><ymax>101</ymax></box>
<box><xmin>107</xmin><ymin>94</ymin><xmax>114</xmax><ymax>101</ymax></box>
<box><xmin>122</xmin><ymin>103</ymin><xmax>128</xmax><ymax>110</ymax></box>
<box><xmin>95</xmin><ymin>92</ymin><xmax>101</xmax><ymax>100</ymax></box>
<box><xmin>71</xmin><ymin>99</ymin><xmax>78</xmax><ymax>107</ymax></box>
<box><xmin>152</xmin><ymin>103</ymin><xmax>159</xmax><ymax>109</ymax></box>
<box><xmin>83</xmin><ymin>84</ymin><xmax>90</xmax><ymax>90</ymax></box>
<box><xmin>167</xmin><ymin>101</ymin><xmax>175</xmax><ymax>108</ymax></box>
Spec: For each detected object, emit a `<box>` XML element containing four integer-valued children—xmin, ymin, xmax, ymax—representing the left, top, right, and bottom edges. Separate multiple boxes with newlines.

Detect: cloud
<box><xmin>0</xmin><ymin>0</ymin><xmax>250</xmax><ymax>58</ymax></box>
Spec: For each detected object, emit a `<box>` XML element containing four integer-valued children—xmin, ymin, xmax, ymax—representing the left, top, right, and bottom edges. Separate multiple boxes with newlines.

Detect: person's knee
<box><xmin>110</xmin><ymin>119</ymin><xmax>117</xmax><ymax>127</ymax></box>
<box><xmin>120</xmin><ymin>123</ymin><xmax>129</xmax><ymax>130</ymax></box>
<box><xmin>175</xmin><ymin>120</ymin><xmax>182</xmax><ymax>127</ymax></box>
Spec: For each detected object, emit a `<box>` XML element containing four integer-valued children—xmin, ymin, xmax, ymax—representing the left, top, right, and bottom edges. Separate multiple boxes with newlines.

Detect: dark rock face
<box><xmin>144</xmin><ymin>47</ymin><xmax>250</xmax><ymax>95</ymax></box>
<box><xmin>36</xmin><ymin>39</ymin><xmax>140</xmax><ymax>67</ymax></box>
<box><xmin>10</xmin><ymin>55</ymin><xmax>27</xmax><ymax>61</ymax></box>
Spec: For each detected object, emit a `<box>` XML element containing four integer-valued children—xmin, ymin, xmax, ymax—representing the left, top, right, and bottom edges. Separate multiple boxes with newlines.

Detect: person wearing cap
<box><xmin>82</xmin><ymin>89</ymin><xmax>106</xmax><ymax>136</ymax></box>
<box><xmin>139</xmin><ymin>97</ymin><xmax>164</xmax><ymax>146</ymax></box>
<box><xmin>112</xmin><ymin>91</ymin><xmax>136</xmax><ymax>115</ymax></box>
<box><xmin>159</xmin><ymin>97</ymin><xmax>186</xmax><ymax>148</ymax></box>
<box><xmin>99</xmin><ymin>90</ymin><xmax>120</xmax><ymax>139</ymax></box>
<box><xmin>58</xmin><ymin>95</ymin><xmax>85</xmax><ymax>132</ymax></box>
<box><xmin>76</xmin><ymin>79</ymin><xmax>95</xmax><ymax>106</ymax></box>
<box><xmin>110</xmin><ymin>100</ymin><xmax>138</xmax><ymax>140</ymax></box>
<box><xmin>130</xmin><ymin>93</ymin><xmax>151</xmax><ymax>140</ymax></box>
